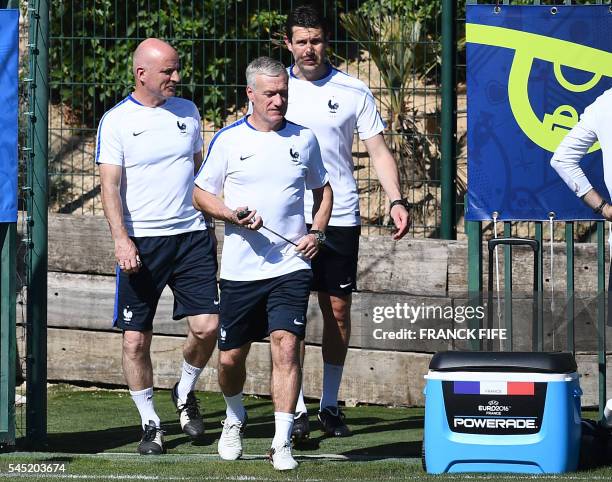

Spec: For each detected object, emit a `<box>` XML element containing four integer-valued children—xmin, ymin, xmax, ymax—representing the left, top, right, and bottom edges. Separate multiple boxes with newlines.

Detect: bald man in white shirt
<box><xmin>97</xmin><ymin>38</ymin><xmax>218</xmax><ymax>455</ymax></box>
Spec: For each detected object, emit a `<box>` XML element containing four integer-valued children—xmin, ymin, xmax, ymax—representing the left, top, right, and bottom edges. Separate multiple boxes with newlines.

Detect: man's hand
<box><xmin>390</xmin><ymin>204</ymin><xmax>411</xmax><ymax>240</ymax></box>
<box><xmin>115</xmin><ymin>236</ymin><xmax>141</xmax><ymax>274</ymax></box>
<box><xmin>295</xmin><ymin>233</ymin><xmax>319</xmax><ymax>259</ymax></box>
<box><xmin>232</xmin><ymin>206</ymin><xmax>263</xmax><ymax>230</ymax></box>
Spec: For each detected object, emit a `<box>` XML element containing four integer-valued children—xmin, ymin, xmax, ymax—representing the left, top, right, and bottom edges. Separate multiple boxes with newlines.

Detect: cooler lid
<box><xmin>429</xmin><ymin>351</ymin><xmax>577</xmax><ymax>373</ymax></box>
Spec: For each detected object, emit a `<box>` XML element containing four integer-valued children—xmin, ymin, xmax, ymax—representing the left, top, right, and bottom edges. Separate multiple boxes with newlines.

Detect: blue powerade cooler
<box><xmin>423</xmin><ymin>351</ymin><xmax>582</xmax><ymax>474</ymax></box>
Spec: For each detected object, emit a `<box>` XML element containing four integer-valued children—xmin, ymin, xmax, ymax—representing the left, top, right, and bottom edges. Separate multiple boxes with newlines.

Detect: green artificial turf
<box><xmin>0</xmin><ymin>384</ymin><xmax>611</xmax><ymax>480</ymax></box>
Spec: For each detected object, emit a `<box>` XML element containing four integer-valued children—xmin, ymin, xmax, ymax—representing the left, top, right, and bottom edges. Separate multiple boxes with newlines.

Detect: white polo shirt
<box><xmin>285</xmin><ymin>64</ymin><xmax>385</xmax><ymax>226</ymax></box>
<box><xmin>551</xmin><ymin>88</ymin><xmax>612</xmax><ymax>200</ymax></box>
<box><xmin>195</xmin><ymin>116</ymin><xmax>329</xmax><ymax>281</ymax></box>
<box><xmin>96</xmin><ymin>94</ymin><xmax>206</xmax><ymax>237</ymax></box>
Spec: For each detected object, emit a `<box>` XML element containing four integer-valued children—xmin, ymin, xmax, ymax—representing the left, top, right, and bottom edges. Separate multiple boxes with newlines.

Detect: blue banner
<box><xmin>0</xmin><ymin>10</ymin><xmax>18</xmax><ymax>223</ymax></box>
<box><xmin>466</xmin><ymin>5</ymin><xmax>612</xmax><ymax>221</ymax></box>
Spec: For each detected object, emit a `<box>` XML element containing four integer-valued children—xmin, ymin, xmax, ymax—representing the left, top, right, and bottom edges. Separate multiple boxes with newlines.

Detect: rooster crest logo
<box><xmin>328</xmin><ymin>99</ymin><xmax>339</xmax><ymax>113</ymax></box>
<box><xmin>289</xmin><ymin>148</ymin><xmax>300</xmax><ymax>162</ymax></box>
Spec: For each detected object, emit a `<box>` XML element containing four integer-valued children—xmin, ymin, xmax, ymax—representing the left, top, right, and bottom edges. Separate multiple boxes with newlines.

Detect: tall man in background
<box><xmin>97</xmin><ymin>38</ymin><xmax>219</xmax><ymax>455</ymax></box>
<box><xmin>284</xmin><ymin>5</ymin><xmax>411</xmax><ymax>440</ymax></box>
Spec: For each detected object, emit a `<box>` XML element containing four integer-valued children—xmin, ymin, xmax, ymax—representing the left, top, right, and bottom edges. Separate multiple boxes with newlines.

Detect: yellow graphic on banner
<box><xmin>466</xmin><ymin>23</ymin><xmax>612</xmax><ymax>153</ymax></box>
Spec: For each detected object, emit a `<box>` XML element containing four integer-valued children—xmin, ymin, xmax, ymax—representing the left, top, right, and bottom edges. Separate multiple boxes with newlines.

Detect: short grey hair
<box><xmin>245</xmin><ymin>56</ymin><xmax>287</xmax><ymax>89</ymax></box>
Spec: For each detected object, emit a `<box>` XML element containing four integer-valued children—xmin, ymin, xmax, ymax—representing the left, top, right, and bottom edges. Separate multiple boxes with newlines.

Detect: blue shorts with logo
<box><xmin>218</xmin><ymin>269</ymin><xmax>312</xmax><ymax>351</ymax></box>
<box><xmin>114</xmin><ymin>229</ymin><xmax>219</xmax><ymax>331</ymax></box>
<box><xmin>309</xmin><ymin>225</ymin><xmax>360</xmax><ymax>296</ymax></box>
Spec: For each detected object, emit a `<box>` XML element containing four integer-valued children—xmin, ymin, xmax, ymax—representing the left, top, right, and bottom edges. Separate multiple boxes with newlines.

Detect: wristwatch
<box><xmin>390</xmin><ymin>198</ymin><xmax>410</xmax><ymax>210</ymax></box>
<box><xmin>308</xmin><ymin>229</ymin><xmax>326</xmax><ymax>246</ymax></box>
<box><xmin>594</xmin><ymin>199</ymin><xmax>608</xmax><ymax>215</ymax></box>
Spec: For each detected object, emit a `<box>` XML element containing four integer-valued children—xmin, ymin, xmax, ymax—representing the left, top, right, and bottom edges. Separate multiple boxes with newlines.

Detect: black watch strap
<box><xmin>594</xmin><ymin>199</ymin><xmax>608</xmax><ymax>214</ymax></box>
<box><xmin>390</xmin><ymin>199</ymin><xmax>409</xmax><ymax>210</ymax></box>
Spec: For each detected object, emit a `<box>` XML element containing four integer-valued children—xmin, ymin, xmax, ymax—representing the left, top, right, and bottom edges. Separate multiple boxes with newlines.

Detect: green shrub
<box><xmin>49</xmin><ymin>1</ymin><xmax>286</xmax><ymax>127</ymax></box>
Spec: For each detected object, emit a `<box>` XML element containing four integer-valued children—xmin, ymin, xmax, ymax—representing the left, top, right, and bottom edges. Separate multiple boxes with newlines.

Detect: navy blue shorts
<box><xmin>218</xmin><ymin>269</ymin><xmax>313</xmax><ymax>351</ymax></box>
<box><xmin>309</xmin><ymin>225</ymin><xmax>360</xmax><ymax>296</ymax></box>
<box><xmin>114</xmin><ymin>229</ymin><xmax>219</xmax><ymax>331</ymax></box>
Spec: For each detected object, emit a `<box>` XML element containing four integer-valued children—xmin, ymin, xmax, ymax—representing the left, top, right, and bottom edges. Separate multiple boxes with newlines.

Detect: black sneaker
<box><xmin>171</xmin><ymin>382</ymin><xmax>205</xmax><ymax>439</ymax></box>
<box><xmin>318</xmin><ymin>406</ymin><xmax>351</xmax><ymax>437</ymax></box>
<box><xmin>138</xmin><ymin>420</ymin><xmax>165</xmax><ymax>455</ymax></box>
<box><xmin>291</xmin><ymin>412</ymin><xmax>310</xmax><ymax>443</ymax></box>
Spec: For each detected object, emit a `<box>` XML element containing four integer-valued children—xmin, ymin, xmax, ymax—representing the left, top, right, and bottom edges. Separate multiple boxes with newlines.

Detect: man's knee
<box><xmin>218</xmin><ymin>347</ymin><xmax>248</xmax><ymax>373</ymax></box>
<box><xmin>270</xmin><ymin>331</ymin><xmax>300</xmax><ymax>367</ymax></box>
<box><xmin>327</xmin><ymin>294</ymin><xmax>352</xmax><ymax>326</ymax></box>
<box><xmin>188</xmin><ymin>314</ymin><xmax>219</xmax><ymax>341</ymax></box>
<box><xmin>122</xmin><ymin>330</ymin><xmax>152</xmax><ymax>359</ymax></box>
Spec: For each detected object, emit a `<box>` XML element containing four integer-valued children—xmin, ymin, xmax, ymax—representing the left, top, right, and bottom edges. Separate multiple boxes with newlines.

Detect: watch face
<box><xmin>310</xmin><ymin>230</ymin><xmax>325</xmax><ymax>244</ymax></box>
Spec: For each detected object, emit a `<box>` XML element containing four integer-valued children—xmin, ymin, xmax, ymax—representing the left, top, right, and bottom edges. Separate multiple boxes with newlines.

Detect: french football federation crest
<box><xmin>328</xmin><ymin>98</ymin><xmax>339</xmax><ymax>114</ymax></box>
<box><xmin>289</xmin><ymin>148</ymin><xmax>300</xmax><ymax>163</ymax></box>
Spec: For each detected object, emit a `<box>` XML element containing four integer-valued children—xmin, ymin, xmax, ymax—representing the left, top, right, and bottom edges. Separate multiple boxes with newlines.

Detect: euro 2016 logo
<box><xmin>466</xmin><ymin>22</ymin><xmax>611</xmax><ymax>154</ymax></box>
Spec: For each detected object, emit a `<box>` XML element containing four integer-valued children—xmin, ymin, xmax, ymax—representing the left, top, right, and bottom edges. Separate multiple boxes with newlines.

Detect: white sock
<box><xmin>130</xmin><ymin>387</ymin><xmax>160</xmax><ymax>428</ymax></box>
<box><xmin>272</xmin><ymin>412</ymin><xmax>294</xmax><ymax>448</ymax></box>
<box><xmin>295</xmin><ymin>386</ymin><xmax>308</xmax><ymax>417</ymax></box>
<box><xmin>177</xmin><ymin>359</ymin><xmax>203</xmax><ymax>404</ymax></box>
<box><xmin>320</xmin><ymin>362</ymin><xmax>344</xmax><ymax>411</ymax></box>
<box><xmin>224</xmin><ymin>392</ymin><xmax>246</xmax><ymax>423</ymax></box>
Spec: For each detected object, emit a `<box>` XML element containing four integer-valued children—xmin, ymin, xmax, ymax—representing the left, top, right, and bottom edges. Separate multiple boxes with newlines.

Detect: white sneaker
<box><xmin>218</xmin><ymin>417</ymin><xmax>246</xmax><ymax>460</ymax></box>
<box><xmin>268</xmin><ymin>441</ymin><xmax>298</xmax><ymax>470</ymax></box>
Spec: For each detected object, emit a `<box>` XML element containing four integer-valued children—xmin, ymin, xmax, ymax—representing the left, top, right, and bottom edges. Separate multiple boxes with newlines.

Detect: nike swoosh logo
<box><xmin>293</xmin><ymin>319</ymin><xmax>305</xmax><ymax>326</ymax></box>
<box><xmin>132</xmin><ymin>131</ymin><xmax>145</xmax><ymax>136</ymax></box>
<box><xmin>240</xmin><ymin>154</ymin><xmax>254</xmax><ymax>161</ymax></box>
<box><xmin>339</xmin><ymin>282</ymin><xmax>352</xmax><ymax>289</ymax></box>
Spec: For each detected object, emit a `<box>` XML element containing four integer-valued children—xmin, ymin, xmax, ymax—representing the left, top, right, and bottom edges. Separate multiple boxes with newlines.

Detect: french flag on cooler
<box><xmin>454</xmin><ymin>381</ymin><xmax>535</xmax><ymax>396</ymax></box>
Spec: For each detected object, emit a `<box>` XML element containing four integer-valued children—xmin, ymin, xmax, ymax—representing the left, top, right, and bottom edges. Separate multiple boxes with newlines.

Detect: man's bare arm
<box><xmin>99</xmin><ymin>163</ymin><xmax>140</xmax><ymax>273</ymax></box>
<box><xmin>364</xmin><ymin>133</ymin><xmax>411</xmax><ymax>240</ymax></box>
<box><xmin>192</xmin><ymin>185</ymin><xmax>263</xmax><ymax>229</ymax></box>
<box><xmin>310</xmin><ymin>182</ymin><xmax>333</xmax><ymax>232</ymax></box>
<box><xmin>296</xmin><ymin>182</ymin><xmax>333</xmax><ymax>259</ymax></box>
<box><xmin>193</xmin><ymin>151</ymin><xmax>204</xmax><ymax>175</ymax></box>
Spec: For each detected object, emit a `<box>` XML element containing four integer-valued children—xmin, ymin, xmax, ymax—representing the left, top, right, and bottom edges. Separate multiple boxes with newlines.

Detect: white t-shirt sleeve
<box><xmin>195</xmin><ymin>135</ymin><xmax>227</xmax><ymax>195</ymax></box>
<box><xmin>356</xmin><ymin>89</ymin><xmax>386</xmax><ymax>141</ymax></box>
<box><xmin>95</xmin><ymin>112</ymin><xmax>123</xmax><ymax>166</ymax></box>
<box><xmin>304</xmin><ymin>132</ymin><xmax>329</xmax><ymax>190</ymax></box>
<box><xmin>550</xmin><ymin>100</ymin><xmax>600</xmax><ymax>198</ymax></box>
<box><xmin>192</xmin><ymin>105</ymin><xmax>204</xmax><ymax>154</ymax></box>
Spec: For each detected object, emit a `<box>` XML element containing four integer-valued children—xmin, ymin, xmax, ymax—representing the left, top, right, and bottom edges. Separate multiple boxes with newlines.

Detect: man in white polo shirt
<box><xmin>97</xmin><ymin>38</ymin><xmax>218</xmax><ymax>455</ymax></box>
<box><xmin>550</xmin><ymin>89</ymin><xmax>612</xmax><ymax>435</ymax></box>
<box><xmin>283</xmin><ymin>5</ymin><xmax>411</xmax><ymax>441</ymax></box>
<box><xmin>551</xmin><ymin>88</ymin><xmax>612</xmax><ymax>217</ymax></box>
<box><xmin>193</xmin><ymin>56</ymin><xmax>332</xmax><ymax>470</ymax></box>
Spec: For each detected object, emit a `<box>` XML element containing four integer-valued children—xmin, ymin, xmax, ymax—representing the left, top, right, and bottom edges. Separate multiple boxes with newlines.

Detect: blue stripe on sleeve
<box><xmin>95</xmin><ymin>96</ymin><xmax>130</xmax><ymax>164</ymax></box>
<box><xmin>195</xmin><ymin>117</ymin><xmax>246</xmax><ymax>179</ymax></box>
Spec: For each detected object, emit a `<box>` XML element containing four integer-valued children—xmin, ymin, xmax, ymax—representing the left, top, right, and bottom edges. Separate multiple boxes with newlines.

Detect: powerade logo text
<box><xmin>453</xmin><ymin>417</ymin><xmax>537</xmax><ymax>430</ymax></box>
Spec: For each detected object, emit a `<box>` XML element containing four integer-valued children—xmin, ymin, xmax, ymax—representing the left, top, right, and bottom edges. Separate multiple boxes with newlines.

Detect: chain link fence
<box><xmin>46</xmin><ymin>0</ymin><xmax>447</xmax><ymax>237</ymax></box>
